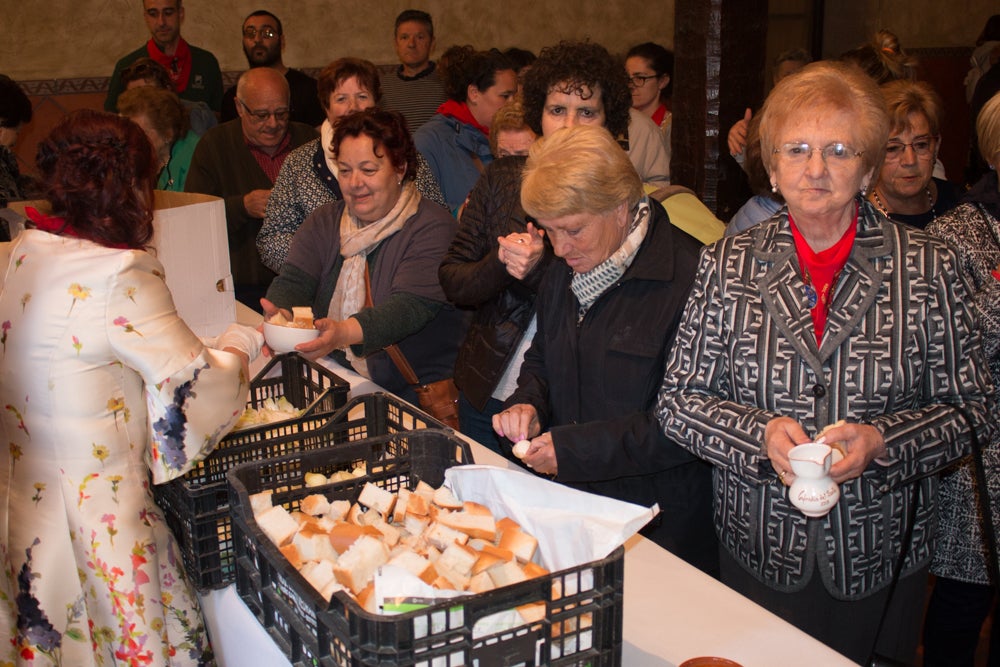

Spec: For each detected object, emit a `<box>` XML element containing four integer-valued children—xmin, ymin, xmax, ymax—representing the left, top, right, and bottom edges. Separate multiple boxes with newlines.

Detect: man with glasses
<box><xmin>219</xmin><ymin>10</ymin><xmax>324</xmax><ymax>127</ymax></box>
<box><xmin>186</xmin><ymin>68</ymin><xmax>318</xmax><ymax>308</ymax></box>
<box><xmin>105</xmin><ymin>0</ymin><xmax>223</xmax><ymax>113</ymax></box>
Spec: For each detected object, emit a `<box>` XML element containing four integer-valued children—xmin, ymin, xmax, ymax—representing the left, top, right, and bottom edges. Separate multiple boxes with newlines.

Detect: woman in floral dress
<box><xmin>0</xmin><ymin>110</ymin><xmax>262</xmax><ymax>666</ymax></box>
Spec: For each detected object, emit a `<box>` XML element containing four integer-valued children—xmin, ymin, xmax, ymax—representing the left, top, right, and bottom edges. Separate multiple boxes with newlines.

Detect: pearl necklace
<box><xmin>871</xmin><ymin>185</ymin><xmax>935</xmax><ymax>220</ymax></box>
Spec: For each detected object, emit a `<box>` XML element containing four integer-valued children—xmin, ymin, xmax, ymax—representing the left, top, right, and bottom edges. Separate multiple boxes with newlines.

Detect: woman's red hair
<box><xmin>35</xmin><ymin>109</ymin><xmax>157</xmax><ymax>249</ymax></box>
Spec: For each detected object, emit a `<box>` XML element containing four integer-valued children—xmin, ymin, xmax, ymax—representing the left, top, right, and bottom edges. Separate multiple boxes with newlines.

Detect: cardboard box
<box><xmin>8</xmin><ymin>191</ymin><xmax>235</xmax><ymax>337</ymax></box>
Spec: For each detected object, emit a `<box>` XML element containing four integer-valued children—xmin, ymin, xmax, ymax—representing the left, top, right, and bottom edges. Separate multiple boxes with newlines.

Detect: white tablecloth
<box><xmin>205</xmin><ymin>320</ymin><xmax>856</xmax><ymax>666</ymax></box>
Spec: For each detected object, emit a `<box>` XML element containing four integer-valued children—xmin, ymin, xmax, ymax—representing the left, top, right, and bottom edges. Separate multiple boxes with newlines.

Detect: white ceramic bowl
<box><xmin>263</xmin><ymin>321</ymin><xmax>319</xmax><ymax>354</ymax></box>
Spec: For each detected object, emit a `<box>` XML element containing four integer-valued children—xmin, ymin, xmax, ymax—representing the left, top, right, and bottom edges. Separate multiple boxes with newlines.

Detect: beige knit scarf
<box><xmin>328</xmin><ymin>182</ymin><xmax>421</xmax><ymax>374</ymax></box>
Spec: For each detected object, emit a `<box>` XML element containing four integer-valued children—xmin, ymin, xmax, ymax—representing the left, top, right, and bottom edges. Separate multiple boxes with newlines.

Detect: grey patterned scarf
<box><xmin>570</xmin><ymin>199</ymin><xmax>650</xmax><ymax>321</ymax></box>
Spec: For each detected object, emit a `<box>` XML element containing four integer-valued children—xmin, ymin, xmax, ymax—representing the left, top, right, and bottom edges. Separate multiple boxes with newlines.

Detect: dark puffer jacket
<box><xmin>439</xmin><ymin>156</ymin><xmax>556</xmax><ymax>410</ymax></box>
<box><xmin>505</xmin><ymin>201</ymin><xmax>717</xmax><ymax>573</ymax></box>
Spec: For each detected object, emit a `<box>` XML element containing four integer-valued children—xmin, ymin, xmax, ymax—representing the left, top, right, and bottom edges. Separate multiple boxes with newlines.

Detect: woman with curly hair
<box><xmin>414</xmin><ymin>46</ymin><xmax>516</xmax><ymax>213</ymax></box>
<box><xmin>0</xmin><ymin>109</ymin><xmax>262</xmax><ymax>665</ymax></box>
<box><xmin>440</xmin><ymin>40</ymin><xmax>671</xmax><ymax>453</ymax></box>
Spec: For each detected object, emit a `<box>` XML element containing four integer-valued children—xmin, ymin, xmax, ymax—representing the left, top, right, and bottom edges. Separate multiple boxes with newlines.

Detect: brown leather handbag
<box><xmin>364</xmin><ymin>269</ymin><xmax>460</xmax><ymax>429</ymax></box>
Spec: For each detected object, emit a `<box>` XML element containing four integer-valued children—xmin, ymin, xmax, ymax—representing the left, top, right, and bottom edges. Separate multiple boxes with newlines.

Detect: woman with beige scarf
<box><xmin>262</xmin><ymin>108</ymin><xmax>463</xmax><ymax>404</ymax></box>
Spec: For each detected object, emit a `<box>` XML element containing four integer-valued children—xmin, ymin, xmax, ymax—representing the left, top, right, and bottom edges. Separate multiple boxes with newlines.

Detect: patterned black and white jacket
<box><xmin>657</xmin><ymin>197</ymin><xmax>997</xmax><ymax>600</ymax></box>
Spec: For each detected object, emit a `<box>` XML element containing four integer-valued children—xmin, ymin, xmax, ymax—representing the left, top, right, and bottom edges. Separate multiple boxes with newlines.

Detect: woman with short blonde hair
<box><xmin>521</xmin><ymin>124</ymin><xmax>643</xmax><ymax>219</ymax></box>
<box><xmin>494</xmin><ymin>125</ymin><xmax>717</xmax><ymax>573</ymax></box>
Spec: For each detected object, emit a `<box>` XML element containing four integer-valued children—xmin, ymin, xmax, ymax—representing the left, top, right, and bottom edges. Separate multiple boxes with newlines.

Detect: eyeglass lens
<box><xmin>243</xmin><ymin>26</ymin><xmax>277</xmax><ymax>40</ymax></box>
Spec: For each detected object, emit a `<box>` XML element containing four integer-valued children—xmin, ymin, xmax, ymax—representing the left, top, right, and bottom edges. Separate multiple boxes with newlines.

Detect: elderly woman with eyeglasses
<box><xmin>656</xmin><ymin>61</ymin><xmax>996</xmax><ymax>664</ymax></box>
<box><xmin>867</xmin><ymin>79</ymin><xmax>959</xmax><ymax>228</ymax></box>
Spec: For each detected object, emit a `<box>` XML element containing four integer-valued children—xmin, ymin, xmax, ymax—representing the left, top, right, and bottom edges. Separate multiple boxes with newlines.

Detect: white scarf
<box><xmin>328</xmin><ymin>182</ymin><xmax>422</xmax><ymax>374</ymax></box>
<box><xmin>320</xmin><ymin>119</ymin><xmax>340</xmax><ymax>178</ymax></box>
<box><xmin>570</xmin><ymin>199</ymin><xmax>651</xmax><ymax>321</ymax></box>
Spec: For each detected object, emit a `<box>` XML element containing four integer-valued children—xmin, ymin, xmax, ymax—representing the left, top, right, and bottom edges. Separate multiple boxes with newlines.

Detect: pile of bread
<box><xmin>250</xmin><ymin>478</ymin><xmax>549</xmax><ymax>614</ymax></box>
<box><xmin>268</xmin><ymin>306</ymin><xmax>316</xmax><ymax>329</ymax></box>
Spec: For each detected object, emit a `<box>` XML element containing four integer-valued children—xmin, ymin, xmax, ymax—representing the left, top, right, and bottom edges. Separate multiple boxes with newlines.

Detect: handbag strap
<box><xmin>866</xmin><ymin>404</ymin><xmax>995</xmax><ymax>665</ymax></box>
<box><xmin>953</xmin><ymin>403</ymin><xmax>1000</xmax><ymax>585</ymax></box>
<box><xmin>363</xmin><ymin>267</ymin><xmax>421</xmax><ymax>386</ymax></box>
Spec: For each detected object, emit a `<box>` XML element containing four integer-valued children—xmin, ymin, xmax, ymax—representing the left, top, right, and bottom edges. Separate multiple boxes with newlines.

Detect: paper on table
<box><xmin>444</xmin><ymin>464</ymin><xmax>659</xmax><ymax>571</ymax></box>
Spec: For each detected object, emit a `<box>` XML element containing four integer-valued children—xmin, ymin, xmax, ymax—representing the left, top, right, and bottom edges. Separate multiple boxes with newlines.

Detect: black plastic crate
<box><xmin>228</xmin><ymin>433</ymin><xmax>624</xmax><ymax>667</ymax></box>
<box><xmin>152</xmin><ymin>353</ymin><xmax>350</xmax><ymax>590</ymax></box>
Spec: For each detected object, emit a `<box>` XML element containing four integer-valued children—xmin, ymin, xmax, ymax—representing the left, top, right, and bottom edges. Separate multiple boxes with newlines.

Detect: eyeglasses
<box><xmin>237</xmin><ymin>98</ymin><xmax>290</xmax><ymax>124</ymax></box>
<box><xmin>243</xmin><ymin>26</ymin><xmax>279</xmax><ymax>40</ymax></box>
<box><xmin>627</xmin><ymin>74</ymin><xmax>658</xmax><ymax>87</ymax></box>
<box><xmin>884</xmin><ymin>136</ymin><xmax>937</xmax><ymax>161</ymax></box>
<box><xmin>773</xmin><ymin>142</ymin><xmax>863</xmax><ymax>165</ymax></box>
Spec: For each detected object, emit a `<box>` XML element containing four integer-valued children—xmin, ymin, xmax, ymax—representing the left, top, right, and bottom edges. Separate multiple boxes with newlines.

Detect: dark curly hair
<box><xmin>35</xmin><ymin>110</ymin><xmax>156</xmax><ymax>249</ymax></box>
<box><xmin>438</xmin><ymin>45</ymin><xmax>513</xmax><ymax>103</ymax></box>
<box><xmin>521</xmin><ymin>40</ymin><xmax>631</xmax><ymax>138</ymax></box>
<box><xmin>332</xmin><ymin>108</ymin><xmax>418</xmax><ymax>183</ymax></box>
<box><xmin>0</xmin><ymin>75</ymin><xmax>33</xmax><ymax>128</ymax></box>
<box><xmin>317</xmin><ymin>58</ymin><xmax>382</xmax><ymax>112</ymax></box>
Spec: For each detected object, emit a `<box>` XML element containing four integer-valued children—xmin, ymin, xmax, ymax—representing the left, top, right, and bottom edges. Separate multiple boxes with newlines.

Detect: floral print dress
<box><xmin>0</xmin><ymin>230</ymin><xmax>250</xmax><ymax>666</ymax></box>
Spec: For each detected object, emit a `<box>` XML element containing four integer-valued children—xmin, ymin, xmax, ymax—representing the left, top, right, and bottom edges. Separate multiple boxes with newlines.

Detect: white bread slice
<box><xmin>257</xmin><ymin>505</ymin><xmax>300</xmax><ymax>547</ymax></box>
<box><xmin>496</xmin><ymin>516</ymin><xmax>522</xmax><ymax>533</ymax></box>
<box><xmin>517</xmin><ymin>601</ymin><xmax>546</xmax><ymax>624</ymax></box>
<box><xmin>371</xmin><ymin>517</ymin><xmax>401</xmax><ymax>548</ymax></box>
<box><xmin>319</xmin><ymin>578</ymin><xmax>347</xmax><ymax>602</ymax></box>
<box><xmin>327</xmin><ymin>499</ymin><xmax>351</xmax><ymax>521</ymax></box>
<box><xmin>479</xmin><ymin>543</ymin><xmax>514</xmax><ymax>563</ymax></box>
<box><xmin>333</xmin><ymin>535</ymin><xmax>389</xmax><ymax>594</ymax></box>
<box><xmin>434</xmin><ymin>561</ymin><xmax>471</xmax><ymax>591</ymax></box>
<box><xmin>469</xmin><ymin>570</ymin><xmax>496</xmax><ymax>594</ymax></box>
<box><xmin>432</xmin><ymin>485</ymin><xmax>463</xmax><ymax>510</ymax></box>
<box><xmin>437</xmin><ymin>502</ymin><xmax>496</xmax><ymax>541</ymax></box>
<box><xmin>292</xmin><ymin>306</ymin><xmax>315</xmax><ymax>328</ymax></box>
<box><xmin>522</xmin><ymin>561</ymin><xmax>549</xmax><ymax>579</ymax></box>
<box><xmin>393</xmin><ymin>488</ymin><xmax>411</xmax><ymax>524</ymax></box>
<box><xmin>425</xmin><ymin>522</ymin><xmax>469</xmax><ymax>551</ymax></box>
<box><xmin>437</xmin><ymin>542</ymin><xmax>479</xmax><ymax>577</ymax></box>
<box><xmin>300</xmin><ymin>494</ymin><xmax>331</xmax><ymax>517</ymax></box>
<box><xmin>402</xmin><ymin>513</ymin><xmax>430</xmax><ymax>538</ymax></box>
<box><xmin>356</xmin><ymin>582</ymin><xmax>377</xmax><ymax>613</ymax></box>
<box><xmin>302</xmin><ymin>559</ymin><xmax>335</xmax><ymax>593</ymax></box>
<box><xmin>358</xmin><ymin>482</ymin><xmax>396</xmax><ymax>517</ymax></box>
<box><xmin>347</xmin><ymin>503</ymin><xmax>365</xmax><ymax>526</ymax></box>
<box><xmin>499</xmin><ymin>527</ymin><xmax>538</xmax><ymax>563</ymax></box>
<box><xmin>472</xmin><ymin>550</ymin><xmax>505</xmax><ymax>576</ymax></box>
<box><xmin>294</xmin><ymin>525</ymin><xmax>339</xmax><ymax>563</ymax></box>
<box><xmin>388</xmin><ymin>550</ymin><xmax>436</xmax><ymax>585</ymax></box>
<box><xmin>250</xmin><ymin>490</ymin><xmax>274</xmax><ymax>516</ymax></box>
<box><xmin>279</xmin><ymin>543</ymin><xmax>304</xmax><ymax>570</ymax></box>
<box><xmin>413</xmin><ymin>480</ymin><xmax>436</xmax><ymax>502</ymax></box>
<box><xmin>488</xmin><ymin>560</ymin><xmax>528</xmax><ymax>588</ymax></box>
<box><xmin>406</xmin><ymin>491</ymin><xmax>430</xmax><ymax>516</ymax></box>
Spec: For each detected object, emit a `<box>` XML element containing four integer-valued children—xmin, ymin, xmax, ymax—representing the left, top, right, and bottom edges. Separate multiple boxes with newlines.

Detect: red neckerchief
<box><xmin>437</xmin><ymin>99</ymin><xmax>490</xmax><ymax>137</ymax></box>
<box><xmin>789</xmin><ymin>206</ymin><xmax>858</xmax><ymax>344</ymax></box>
<box><xmin>651</xmin><ymin>103</ymin><xmax>668</xmax><ymax>127</ymax></box>
<box><xmin>25</xmin><ymin>207</ymin><xmax>132</xmax><ymax>249</ymax></box>
<box><xmin>146</xmin><ymin>38</ymin><xmax>193</xmax><ymax>93</ymax></box>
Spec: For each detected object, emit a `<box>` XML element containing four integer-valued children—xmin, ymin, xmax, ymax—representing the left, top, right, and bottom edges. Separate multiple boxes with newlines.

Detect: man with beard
<box><xmin>220</xmin><ymin>10</ymin><xmax>324</xmax><ymax>127</ymax></box>
<box><xmin>186</xmin><ymin>68</ymin><xmax>318</xmax><ymax>309</ymax></box>
<box><xmin>105</xmin><ymin>0</ymin><xmax>223</xmax><ymax>113</ymax></box>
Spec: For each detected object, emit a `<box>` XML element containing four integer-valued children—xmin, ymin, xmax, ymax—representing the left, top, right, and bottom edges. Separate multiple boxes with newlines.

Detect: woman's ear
<box><xmin>658</xmin><ymin>75</ymin><xmax>670</xmax><ymax>92</ymax></box>
<box><xmin>615</xmin><ymin>201</ymin><xmax>630</xmax><ymax>228</ymax></box>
